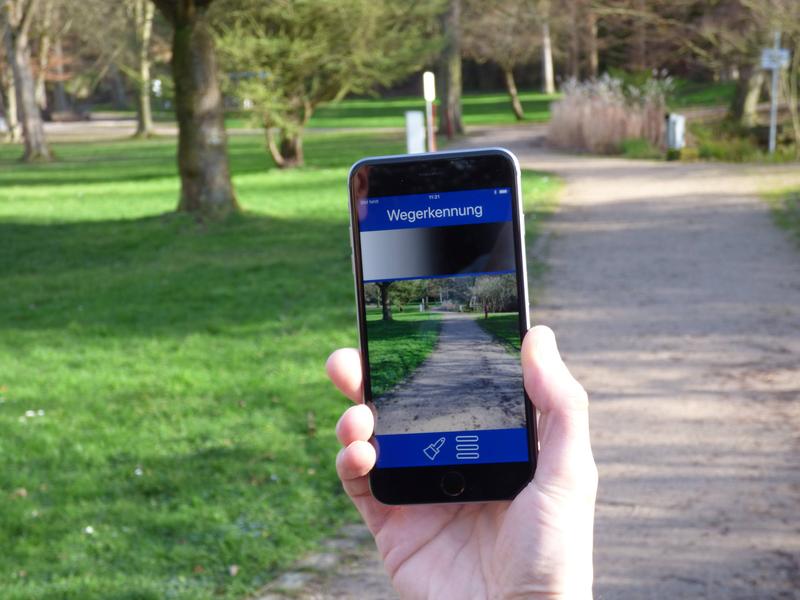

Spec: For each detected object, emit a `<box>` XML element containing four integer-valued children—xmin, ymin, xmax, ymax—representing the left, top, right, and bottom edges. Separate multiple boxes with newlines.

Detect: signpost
<box><xmin>423</xmin><ymin>71</ymin><xmax>436</xmax><ymax>152</ymax></box>
<box><xmin>761</xmin><ymin>32</ymin><xmax>791</xmax><ymax>154</ymax></box>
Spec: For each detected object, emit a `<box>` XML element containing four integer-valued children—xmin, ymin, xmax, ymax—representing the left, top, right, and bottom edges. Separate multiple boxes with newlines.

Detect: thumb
<box><xmin>522</xmin><ymin>326</ymin><xmax>598</xmax><ymax>502</ymax></box>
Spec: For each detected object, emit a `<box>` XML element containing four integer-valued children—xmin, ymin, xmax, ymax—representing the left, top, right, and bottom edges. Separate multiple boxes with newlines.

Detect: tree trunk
<box><xmin>133</xmin><ymin>0</ymin><xmax>155</xmax><ymax>137</ymax></box>
<box><xmin>266</xmin><ymin>127</ymin><xmax>304</xmax><ymax>168</ymax></box>
<box><xmin>437</xmin><ymin>0</ymin><xmax>464</xmax><ymax>138</ymax></box>
<box><xmin>586</xmin><ymin>8</ymin><xmax>598</xmax><ymax>78</ymax></box>
<box><xmin>541</xmin><ymin>10</ymin><xmax>555</xmax><ymax>94</ymax></box>
<box><xmin>568</xmin><ymin>0</ymin><xmax>580</xmax><ymax>79</ymax></box>
<box><xmin>4</xmin><ymin>2</ymin><xmax>52</xmax><ymax>162</ymax></box>
<box><xmin>1</xmin><ymin>61</ymin><xmax>23</xmax><ymax>142</ymax></box>
<box><xmin>730</xmin><ymin>64</ymin><xmax>764</xmax><ymax>127</ymax></box>
<box><xmin>156</xmin><ymin>0</ymin><xmax>238</xmax><ymax>219</ymax></box>
<box><xmin>503</xmin><ymin>67</ymin><xmax>525</xmax><ymax>120</ymax></box>
<box><xmin>51</xmin><ymin>36</ymin><xmax>68</xmax><ymax>112</ymax></box>
<box><xmin>631</xmin><ymin>0</ymin><xmax>646</xmax><ymax>71</ymax></box>
<box><xmin>108</xmin><ymin>64</ymin><xmax>129</xmax><ymax>108</ymax></box>
<box><xmin>34</xmin><ymin>0</ymin><xmax>53</xmax><ymax>112</ymax></box>
<box><xmin>378</xmin><ymin>282</ymin><xmax>392</xmax><ymax>321</ymax></box>
<box><xmin>785</xmin><ymin>39</ymin><xmax>800</xmax><ymax>158</ymax></box>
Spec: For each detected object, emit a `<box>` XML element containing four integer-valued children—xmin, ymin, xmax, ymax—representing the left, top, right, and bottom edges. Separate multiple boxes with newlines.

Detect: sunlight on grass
<box><xmin>365</xmin><ymin>310</ymin><xmax>442</xmax><ymax>397</ymax></box>
<box><xmin>0</xmin><ymin>133</ymin><xmax>557</xmax><ymax>599</ymax></box>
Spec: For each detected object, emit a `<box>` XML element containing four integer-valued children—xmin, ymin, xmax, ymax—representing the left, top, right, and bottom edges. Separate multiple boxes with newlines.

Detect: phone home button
<box><xmin>440</xmin><ymin>471</ymin><xmax>466</xmax><ymax>497</ymax></box>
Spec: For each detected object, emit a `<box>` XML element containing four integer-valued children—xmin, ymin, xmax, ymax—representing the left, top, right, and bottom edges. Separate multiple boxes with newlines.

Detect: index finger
<box><xmin>325</xmin><ymin>348</ymin><xmax>364</xmax><ymax>404</ymax></box>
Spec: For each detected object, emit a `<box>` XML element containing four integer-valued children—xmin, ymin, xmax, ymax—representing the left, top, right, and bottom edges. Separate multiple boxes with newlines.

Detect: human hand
<box><xmin>326</xmin><ymin>325</ymin><xmax>597</xmax><ymax>599</ymax></box>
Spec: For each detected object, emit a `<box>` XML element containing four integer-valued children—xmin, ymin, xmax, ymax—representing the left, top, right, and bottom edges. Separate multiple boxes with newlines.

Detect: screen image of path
<box><xmin>358</xmin><ymin>187</ymin><xmax>528</xmax><ymax>468</ymax></box>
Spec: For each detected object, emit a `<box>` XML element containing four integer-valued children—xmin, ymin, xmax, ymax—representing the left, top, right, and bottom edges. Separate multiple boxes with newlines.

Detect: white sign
<box><xmin>405</xmin><ymin>111</ymin><xmax>425</xmax><ymax>154</ymax></box>
<box><xmin>761</xmin><ymin>48</ymin><xmax>790</xmax><ymax>70</ymax></box>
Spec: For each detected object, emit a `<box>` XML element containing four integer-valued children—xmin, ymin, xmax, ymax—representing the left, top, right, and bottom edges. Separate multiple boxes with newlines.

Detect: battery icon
<box><xmin>498</xmin><ymin>189</ymin><xmax>509</xmax><ymax>194</ymax></box>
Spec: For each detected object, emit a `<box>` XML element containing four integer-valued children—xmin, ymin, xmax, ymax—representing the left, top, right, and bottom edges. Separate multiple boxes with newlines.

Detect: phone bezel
<box><xmin>347</xmin><ymin>148</ymin><xmax>537</xmax><ymax>505</ymax></box>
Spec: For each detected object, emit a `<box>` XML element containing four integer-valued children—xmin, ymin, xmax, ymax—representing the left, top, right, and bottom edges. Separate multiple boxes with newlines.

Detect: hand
<box><xmin>326</xmin><ymin>326</ymin><xmax>598</xmax><ymax>599</ymax></box>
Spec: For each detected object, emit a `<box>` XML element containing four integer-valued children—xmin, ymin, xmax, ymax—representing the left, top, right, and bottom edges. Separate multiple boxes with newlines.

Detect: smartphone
<box><xmin>348</xmin><ymin>148</ymin><xmax>537</xmax><ymax>504</ymax></box>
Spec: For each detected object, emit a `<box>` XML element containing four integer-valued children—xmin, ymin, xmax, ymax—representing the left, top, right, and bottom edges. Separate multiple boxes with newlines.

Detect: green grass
<box><xmin>519</xmin><ymin>169</ymin><xmax>561</xmax><ymax>282</ymax></box>
<box><xmin>688</xmin><ymin>119</ymin><xmax>798</xmax><ymax>163</ymax></box>
<box><xmin>767</xmin><ymin>188</ymin><xmax>800</xmax><ymax>246</ymax></box>
<box><xmin>0</xmin><ymin>131</ymin><xmax>406</xmax><ymax>600</ymax></box>
<box><xmin>621</xmin><ymin>137</ymin><xmax>664</xmax><ymax>160</ymax></box>
<box><xmin>306</xmin><ymin>91</ymin><xmax>559</xmax><ymax>128</ymax></box>
<box><xmin>93</xmin><ymin>90</ymin><xmax>559</xmax><ymax>130</ymax></box>
<box><xmin>0</xmin><ymin>133</ymin><xmax>557</xmax><ymax>598</ymax></box>
<box><xmin>475</xmin><ymin>313</ymin><xmax>521</xmax><ymax>353</ymax></box>
<box><xmin>669</xmin><ymin>79</ymin><xmax>736</xmax><ymax>109</ymax></box>
<box><xmin>365</xmin><ymin>310</ymin><xmax>441</xmax><ymax>397</ymax></box>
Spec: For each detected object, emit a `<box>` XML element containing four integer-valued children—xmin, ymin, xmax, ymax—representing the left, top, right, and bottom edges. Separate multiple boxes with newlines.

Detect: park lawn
<box><xmin>669</xmin><ymin>79</ymin><xmax>736</xmax><ymax>109</ymax></box>
<box><xmin>0</xmin><ymin>132</ymin><xmax>557</xmax><ymax>599</ymax></box>
<box><xmin>95</xmin><ymin>90</ymin><xmax>559</xmax><ymax>129</ymax></box>
<box><xmin>305</xmin><ymin>90</ymin><xmax>559</xmax><ymax>128</ymax></box>
<box><xmin>365</xmin><ymin>309</ymin><xmax>442</xmax><ymax>397</ymax></box>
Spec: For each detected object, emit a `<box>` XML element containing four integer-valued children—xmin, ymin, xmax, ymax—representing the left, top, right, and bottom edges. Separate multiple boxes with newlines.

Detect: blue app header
<box><xmin>375</xmin><ymin>427</ymin><xmax>528</xmax><ymax>468</ymax></box>
<box><xmin>358</xmin><ymin>188</ymin><xmax>513</xmax><ymax>232</ymax></box>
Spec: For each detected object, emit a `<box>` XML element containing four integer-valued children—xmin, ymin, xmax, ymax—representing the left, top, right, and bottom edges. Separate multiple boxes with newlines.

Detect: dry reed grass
<box><xmin>548</xmin><ymin>75</ymin><xmax>668</xmax><ymax>154</ymax></box>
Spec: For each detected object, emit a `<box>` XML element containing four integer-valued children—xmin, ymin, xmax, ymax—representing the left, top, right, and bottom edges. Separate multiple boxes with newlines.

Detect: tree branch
<box><xmin>18</xmin><ymin>0</ymin><xmax>41</xmax><ymax>39</ymax></box>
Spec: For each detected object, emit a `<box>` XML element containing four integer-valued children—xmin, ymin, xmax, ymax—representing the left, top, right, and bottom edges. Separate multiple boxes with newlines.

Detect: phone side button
<box><xmin>440</xmin><ymin>471</ymin><xmax>466</xmax><ymax>497</ymax></box>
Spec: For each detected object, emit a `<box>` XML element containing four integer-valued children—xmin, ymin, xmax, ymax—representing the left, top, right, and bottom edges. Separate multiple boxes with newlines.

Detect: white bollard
<box><xmin>405</xmin><ymin>111</ymin><xmax>426</xmax><ymax>154</ymax></box>
<box><xmin>666</xmin><ymin>113</ymin><xmax>686</xmax><ymax>150</ymax></box>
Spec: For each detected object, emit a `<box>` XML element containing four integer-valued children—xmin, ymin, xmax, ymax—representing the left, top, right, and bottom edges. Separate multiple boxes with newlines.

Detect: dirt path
<box><xmin>464</xmin><ymin>126</ymin><xmax>800</xmax><ymax>599</ymax></box>
<box><xmin>257</xmin><ymin>126</ymin><xmax>800</xmax><ymax>599</ymax></box>
<box><xmin>376</xmin><ymin>312</ymin><xmax>524</xmax><ymax>435</ymax></box>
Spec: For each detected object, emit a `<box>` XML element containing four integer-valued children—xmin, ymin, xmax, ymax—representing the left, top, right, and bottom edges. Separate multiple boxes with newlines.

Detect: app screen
<box><xmin>357</xmin><ymin>187</ymin><xmax>529</xmax><ymax>468</ymax></box>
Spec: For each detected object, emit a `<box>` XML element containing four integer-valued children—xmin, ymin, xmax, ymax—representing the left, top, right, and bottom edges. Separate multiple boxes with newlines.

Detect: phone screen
<box><xmin>351</xmin><ymin>152</ymin><xmax>531</xmax><ymax>480</ymax></box>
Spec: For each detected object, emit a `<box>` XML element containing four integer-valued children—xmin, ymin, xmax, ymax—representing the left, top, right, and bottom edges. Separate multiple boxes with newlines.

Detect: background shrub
<box><xmin>548</xmin><ymin>75</ymin><xmax>668</xmax><ymax>154</ymax></box>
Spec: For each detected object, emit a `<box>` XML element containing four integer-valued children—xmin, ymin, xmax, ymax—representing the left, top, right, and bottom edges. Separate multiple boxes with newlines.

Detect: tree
<box><xmin>32</xmin><ymin>0</ymin><xmax>51</xmax><ymax>110</ymax></box>
<box><xmin>462</xmin><ymin>0</ymin><xmax>540</xmax><ymax>120</ymax></box>
<box><xmin>152</xmin><ymin>0</ymin><xmax>238</xmax><ymax>219</ymax></box>
<box><xmin>473</xmin><ymin>274</ymin><xmax>516</xmax><ymax>317</ymax></box>
<box><xmin>132</xmin><ymin>0</ymin><xmax>155</xmax><ymax>136</ymax></box>
<box><xmin>377</xmin><ymin>282</ymin><xmax>393</xmax><ymax>321</ymax></box>
<box><xmin>0</xmin><ymin>37</ymin><xmax>21</xmax><ymax>141</ymax></box>
<box><xmin>539</xmin><ymin>0</ymin><xmax>555</xmax><ymax>93</ymax></box>
<box><xmin>585</xmin><ymin>2</ymin><xmax>599</xmax><ymax>78</ymax></box>
<box><xmin>686</xmin><ymin>0</ymin><xmax>769</xmax><ymax>126</ymax></box>
<box><xmin>64</xmin><ymin>0</ymin><xmax>164</xmax><ymax>135</ymax></box>
<box><xmin>213</xmin><ymin>0</ymin><xmax>442</xmax><ymax>168</ymax></box>
<box><xmin>2</xmin><ymin>0</ymin><xmax>52</xmax><ymax>161</ymax></box>
<box><xmin>438</xmin><ymin>0</ymin><xmax>464</xmax><ymax>138</ymax></box>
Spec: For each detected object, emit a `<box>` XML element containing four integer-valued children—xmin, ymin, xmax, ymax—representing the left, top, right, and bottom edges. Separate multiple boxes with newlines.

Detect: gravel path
<box><xmin>256</xmin><ymin>125</ymin><xmax>800</xmax><ymax>600</ymax></box>
<box><xmin>375</xmin><ymin>312</ymin><xmax>524</xmax><ymax>435</ymax></box>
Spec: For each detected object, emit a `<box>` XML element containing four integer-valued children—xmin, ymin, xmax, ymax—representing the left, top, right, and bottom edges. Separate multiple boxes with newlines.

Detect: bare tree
<box><xmin>152</xmin><ymin>0</ymin><xmax>238</xmax><ymax>219</ymax></box>
<box><xmin>438</xmin><ymin>0</ymin><xmax>464</xmax><ymax>138</ymax></box>
<box><xmin>463</xmin><ymin>0</ymin><xmax>540</xmax><ymax>120</ymax></box>
<box><xmin>2</xmin><ymin>0</ymin><xmax>51</xmax><ymax>161</ymax></box>
<box><xmin>630</xmin><ymin>0</ymin><xmax>646</xmax><ymax>70</ymax></box>
<box><xmin>585</xmin><ymin>2</ymin><xmax>599</xmax><ymax>78</ymax></box>
<box><xmin>49</xmin><ymin>33</ymin><xmax>66</xmax><ymax>111</ymax></box>
<box><xmin>63</xmin><ymin>0</ymin><xmax>162</xmax><ymax>134</ymax></box>
<box><xmin>0</xmin><ymin>33</ymin><xmax>22</xmax><ymax>141</ymax></box>
<box><xmin>567</xmin><ymin>0</ymin><xmax>580</xmax><ymax>78</ymax></box>
<box><xmin>132</xmin><ymin>0</ymin><xmax>154</xmax><ymax>136</ymax></box>
<box><xmin>539</xmin><ymin>0</ymin><xmax>555</xmax><ymax>93</ymax></box>
<box><xmin>32</xmin><ymin>0</ymin><xmax>51</xmax><ymax>110</ymax></box>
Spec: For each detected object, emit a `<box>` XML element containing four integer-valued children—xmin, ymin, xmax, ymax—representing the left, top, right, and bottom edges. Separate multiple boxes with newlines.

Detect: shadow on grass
<box><xmin>0</xmin><ymin>131</ymin><xmax>406</xmax><ymax>188</ymax></box>
<box><xmin>0</xmin><ymin>211</ymin><xmax>351</xmax><ymax>337</ymax></box>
